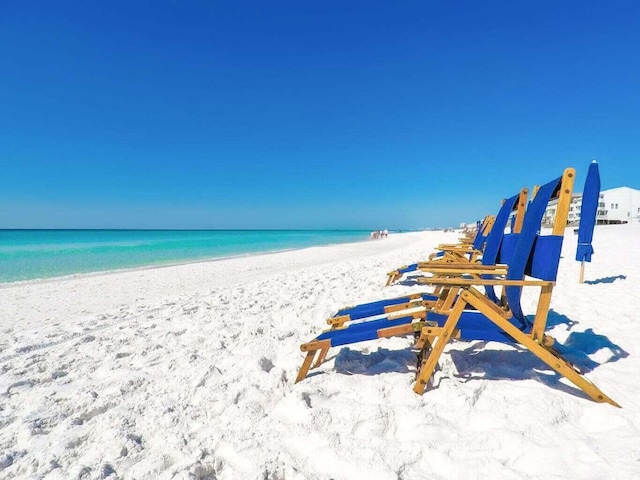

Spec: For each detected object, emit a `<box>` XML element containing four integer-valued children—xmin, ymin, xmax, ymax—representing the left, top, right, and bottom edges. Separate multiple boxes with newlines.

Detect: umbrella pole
<box><xmin>579</xmin><ymin>260</ymin><xmax>585</xmax><ymax>283</ymax></box>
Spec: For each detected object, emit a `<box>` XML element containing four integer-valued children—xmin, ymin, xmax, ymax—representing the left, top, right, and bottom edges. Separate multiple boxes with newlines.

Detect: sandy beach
<box><xmin>1</xmin><ymin>226</ymin><xmax>638</xmax><ymax>479</ymax></box>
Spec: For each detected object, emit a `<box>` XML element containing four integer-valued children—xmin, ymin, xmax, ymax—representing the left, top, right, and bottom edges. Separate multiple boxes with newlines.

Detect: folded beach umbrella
<box><xmin>576</xmin><ymin>160</ymin><xmax>600</xmax><ymax>283</ymax></box>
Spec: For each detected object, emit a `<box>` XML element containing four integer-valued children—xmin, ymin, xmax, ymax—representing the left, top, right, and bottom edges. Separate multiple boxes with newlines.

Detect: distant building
<box><xmin>600</xmin><ymin>187</ymin><xmax>640</xmax><ymax>224</ymax></box>
<box><xmin>543</xmin><ymin>186</ymin><xmax>640</xmax><ymax>227</ymax></box>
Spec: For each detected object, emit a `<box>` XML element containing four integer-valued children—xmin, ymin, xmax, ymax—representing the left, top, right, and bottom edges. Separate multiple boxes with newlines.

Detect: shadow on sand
<box><xmin>544</xmin><ymin>309</ymin><xmax>579</xmax><ymax>330</ymax></box>
<box><xmin>448</xmin><ymin>344</ymin><xmax>596</xmax><ymax>401</ymax></box>
<box><xmin>554</xmin><ymin>328</ymin><xmax>629</xmax><ymax>373</ymax></box>
<box><xmin>309</xmin><ymin>309</ymin><xmax>627</xmax><ymax>402</ymax></box>
<box><xmin>395</xmin><ymin>277</ymin><xmax>424</xmax><ymax>287</ymax></box>
<box><xmin>445</xmin><ymin>313</ymin><xmax>627</xmax><ymax>401</ymax></box>
<box><xmin>333</xmin><ymin>347</ymin><xmax>416</xmax><ymax>376</ymax></box>
<box><xmin>305</xmin><ymin>347</ymin><xmax>416</xmax><ymax>380</ymax></box>
<box><xmin>584</xmin><ymin>275</ymin><xmax>627</xmax><ymax>285</ymax></box>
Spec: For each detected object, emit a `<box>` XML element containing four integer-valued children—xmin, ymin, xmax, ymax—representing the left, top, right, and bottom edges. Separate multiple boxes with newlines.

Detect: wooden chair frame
<box><xmin>296</xmin><ymin>168</ymin><xmax>619</xmax><ymax>407</ymax></box>
<box><xmin>386</xmin><ymin>188</ymin><xmax>528</xmax><ymax>286</ymax></box>
<box><xmin>412</xmin><ymin>168</ymin><xmax>619</xmax><ymax>406</ymax></box>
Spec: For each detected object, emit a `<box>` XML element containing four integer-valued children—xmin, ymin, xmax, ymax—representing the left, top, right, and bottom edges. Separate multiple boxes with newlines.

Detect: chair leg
<box><xmin>295</xmin><ymin>351</ymin><xmax>316</xmax><ymax>383</ymax></box>
<box><xmin>296</xmin><ymin>339</ymin><xmax>331</xmax><ymax>383</ymax></box>
<box><xmin>386</xmin><ymin>272</ymin><xmax>401</xmax><ymax>286</ymax></box>
<box><xmin>414</xmin><ymin>333</ymin><xmax>433</xmax><ymax>351</ymax></box>
<box><xmin>312</xmin><ymin>347</ymin><xmax>329</xmax><ymax>369</ymax></box>
<box><xmin>413</xmin><ymin>298</ymin><xmax>467</xmax><ymax>394</ymax></box>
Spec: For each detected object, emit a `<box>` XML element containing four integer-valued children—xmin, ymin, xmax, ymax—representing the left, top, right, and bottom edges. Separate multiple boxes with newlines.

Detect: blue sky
<box><xmin>1</xmin><ymin>1</ymin><xmax>639</xmax><ymax>229</ymax></box>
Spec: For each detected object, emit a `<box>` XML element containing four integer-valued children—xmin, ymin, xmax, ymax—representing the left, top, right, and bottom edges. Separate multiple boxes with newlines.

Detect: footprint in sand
<box><xmin>5</xmin><ymin>379</ymin><xmax>33</xmax><ymax>396</ymax></box>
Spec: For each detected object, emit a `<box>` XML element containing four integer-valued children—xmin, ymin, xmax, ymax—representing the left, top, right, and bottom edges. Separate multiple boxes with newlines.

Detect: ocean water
<box><xmin>0</xmin><ymin>230</ymin><xmax>371</xmax><ymax>283</ymax></box>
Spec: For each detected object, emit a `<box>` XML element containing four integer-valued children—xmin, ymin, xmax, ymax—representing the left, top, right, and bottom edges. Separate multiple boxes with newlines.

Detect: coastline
<box><xmin>0</xmin><ymin>234</ymin><xmax>374</xmax><ymax>289</ymax></box>
<box><xmin>0</xmin><ymin>229</ymin><xmax>376</xmax><ymax>285</ymax></box>
<box><xmin>0</xmin><ymin>230</ymin><xmax>443</xmax><ymax>332</ymax></box>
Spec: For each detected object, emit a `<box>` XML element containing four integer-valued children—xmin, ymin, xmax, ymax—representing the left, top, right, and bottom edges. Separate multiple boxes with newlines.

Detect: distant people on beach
<box><xmin>370</xmin><ymin>229</ymin><xmax>388</xmax><ymax>239</ymax></box>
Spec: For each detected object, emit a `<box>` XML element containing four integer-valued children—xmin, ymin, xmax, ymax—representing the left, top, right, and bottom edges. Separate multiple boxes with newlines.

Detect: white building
<box><xmin>543</xmin><ymin>186</ymin><xmax>640</xmax><ymax>227</ymax></box>
<box><xmin>600</xmin><ymin>187</ymin><xmax>640</xmax><ymax>224</ymax></box>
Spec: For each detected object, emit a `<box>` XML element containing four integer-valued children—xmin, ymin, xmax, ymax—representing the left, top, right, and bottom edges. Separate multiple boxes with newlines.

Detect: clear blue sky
<box><xmin>1</xmin><ymin>1</ymin><xmax>639</xmax><ymax>229</ymax></box>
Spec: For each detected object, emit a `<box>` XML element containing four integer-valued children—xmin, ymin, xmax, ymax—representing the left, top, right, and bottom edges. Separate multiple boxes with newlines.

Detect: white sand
<box><xmin>0</xmin><ymin>226</ymin><xmax>638</xmax><ymax>479</ymax></box>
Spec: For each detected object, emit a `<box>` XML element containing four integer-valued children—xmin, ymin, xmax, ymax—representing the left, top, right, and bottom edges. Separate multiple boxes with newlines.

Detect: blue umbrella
<box><xmin>576</xmin><ymin>161</ymin><xmax>601</xmax><ymax>282</ymax></box>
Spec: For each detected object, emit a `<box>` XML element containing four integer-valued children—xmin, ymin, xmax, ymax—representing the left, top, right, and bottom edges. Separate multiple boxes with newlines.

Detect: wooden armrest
<box><xmin>416</xmin><ymin>262</ymin><xmax>507</xmax><ymax>271</ymax></box>
<box><xmin>418</xmin><ymin>277</ymin><xmax>555</xmax><ymax>287</ymax></box>
<box><xmin>438</xmin><ymin>242</ymin><xmax>473</xmax><ymax>249</ymax></box>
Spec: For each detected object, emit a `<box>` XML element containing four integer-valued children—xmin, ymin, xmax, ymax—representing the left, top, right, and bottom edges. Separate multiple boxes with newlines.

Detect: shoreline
<box><xmin>0</xmin><ymin>230</ymin><xmax>442</xmax><ymax>331</ymax></box>
<box><xmin>0</xmin><ymin>231</ymin><xmax>390</xmax><ymax>288</ymax></box>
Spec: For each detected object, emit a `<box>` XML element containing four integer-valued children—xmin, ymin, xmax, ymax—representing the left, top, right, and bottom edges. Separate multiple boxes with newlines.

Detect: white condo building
<box><xmin>543</xmin><ymin>186</ymin><xmax>640</xmax><ymax>227</ymax></box>
<box><xmin>600</xmin><ymin>187</ymin><xmax>640</xmax><ymax>224</ymax></box>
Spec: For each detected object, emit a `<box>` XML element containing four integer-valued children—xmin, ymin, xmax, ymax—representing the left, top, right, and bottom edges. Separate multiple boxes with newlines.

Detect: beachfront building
<box><xmin>601</xmin><ymin>187</ymin><xmax>640</xmax><ymax>224</ymax></box>
<box><xmin>543</xmin><ymin>186</ymin><xmax>640</xmax><ymax>227</ymax></box>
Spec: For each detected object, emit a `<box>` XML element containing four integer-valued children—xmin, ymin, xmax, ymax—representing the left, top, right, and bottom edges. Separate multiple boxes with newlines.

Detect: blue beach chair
<box><xmin>326</xmin><ymin>187</ymin><xmax>529</xmax><ymax>330</ymax></box>
<box><xmin>296</xmin><ymin>188</ymin><xmax>528</xmax><ymax>381</ymax></box>
<box><xmin>436</xmin><ymin>213</ymin><xmax>496</xmax><ymax>258</ymax></box>
<box><xmin>412</xmin><ymin>167</ymin><xmax>619</xmax><ymax>406</ymax></box>
<box><xmin>425</xmin><ymin>213</ymin><xmax>495</xmax><ymax>262</ymax></box>
<box><xmin>295</xmin><ymin>168</ymin><xmax>618</xmax><ymax>406</ymax></box>
<box><xmin>385</xmin><ymin>189</ymin><xmax>528</xmax><ymax>286</ymax></box>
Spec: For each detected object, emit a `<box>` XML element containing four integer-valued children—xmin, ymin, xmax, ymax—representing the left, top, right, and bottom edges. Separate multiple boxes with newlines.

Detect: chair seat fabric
<box><xmin>335</xmin><ymin>293</ymin><xmax>436</xmax><ymax>320</ymax></box>
<box><xmin>426</xmin><ymin>311</ymin><xmax>526</xmax><ymax>343</ymax></box>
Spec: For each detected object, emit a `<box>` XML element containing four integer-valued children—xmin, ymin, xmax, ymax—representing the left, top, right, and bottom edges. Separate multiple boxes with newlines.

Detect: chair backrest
<box><xmin>502</xmin><ymin>168</ymin><xmax>575</xmax><ymax>327</ymax></box>
<box><xmin>479</xmin><ymin>187</ymin><xmax>528</xmax><ymax>304</ymax></box>
<box><xmin>481</xmin><ymin>187</ymin><xmax>528</xmax><ymax>267</ymax></box>
<box><xmin>471</xmin><ymin>215</ymin><xmax>495</xmax><ymax>251</ymax></box>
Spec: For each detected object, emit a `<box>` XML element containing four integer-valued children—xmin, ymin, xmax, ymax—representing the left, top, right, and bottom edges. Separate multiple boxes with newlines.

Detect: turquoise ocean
<box><xmin>0</xmin><ymin>230</ymin><xmax>371</xmax><ymax>283</ymax></box>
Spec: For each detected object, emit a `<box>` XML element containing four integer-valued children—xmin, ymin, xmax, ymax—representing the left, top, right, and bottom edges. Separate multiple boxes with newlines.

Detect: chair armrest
<box><xmin>418</xmin><ymin>277</ymin><xmax>555</xmax><ymax>287</ymax></box>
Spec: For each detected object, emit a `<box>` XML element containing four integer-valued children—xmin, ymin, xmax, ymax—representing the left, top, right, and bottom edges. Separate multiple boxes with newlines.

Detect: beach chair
<box><xmin>385</xmin><ymin>190</ymin><xmax>528</xmax><ymax>286</ymax></box>
<box><xmin>411</xmin><ymin>167</ymin><xmax>619</xmax><ymax>406</ymax></box>
<box><xmin>326</xmin><ymin>188</ymin><xmax>528</xmax><ymax>330</ymax></box>
<box><xmin>295</xmin><ymin>168</ymin><xmax>618</xmax><ymax>406</ymax></box>
<box><xmin>295</xmin><ymin>188</ymin><xmax>528</xmax><ymax>381</ymax></box>
<box><xmin>455</xmin><ymin>214</ymin><xmax>495</xmax><ymax>250</ymax></box>
<box><xmin>427</xmin><ymin>214</ymin><xmax>496</xmax><ymax>263</ymax></box>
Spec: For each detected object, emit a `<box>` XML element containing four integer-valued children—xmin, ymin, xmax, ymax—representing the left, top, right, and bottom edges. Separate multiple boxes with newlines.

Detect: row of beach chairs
<box><xmin>295</xmin><ymin>166</ymin><xmax>619</xmax><ymax>407</ymax></box>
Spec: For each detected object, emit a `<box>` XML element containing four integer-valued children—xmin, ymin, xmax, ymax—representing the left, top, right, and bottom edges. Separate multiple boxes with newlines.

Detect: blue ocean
<box><xmin>0</xmin><ymin>230</ymin><xmax>371</xmax><ymax>283</ymax></box>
